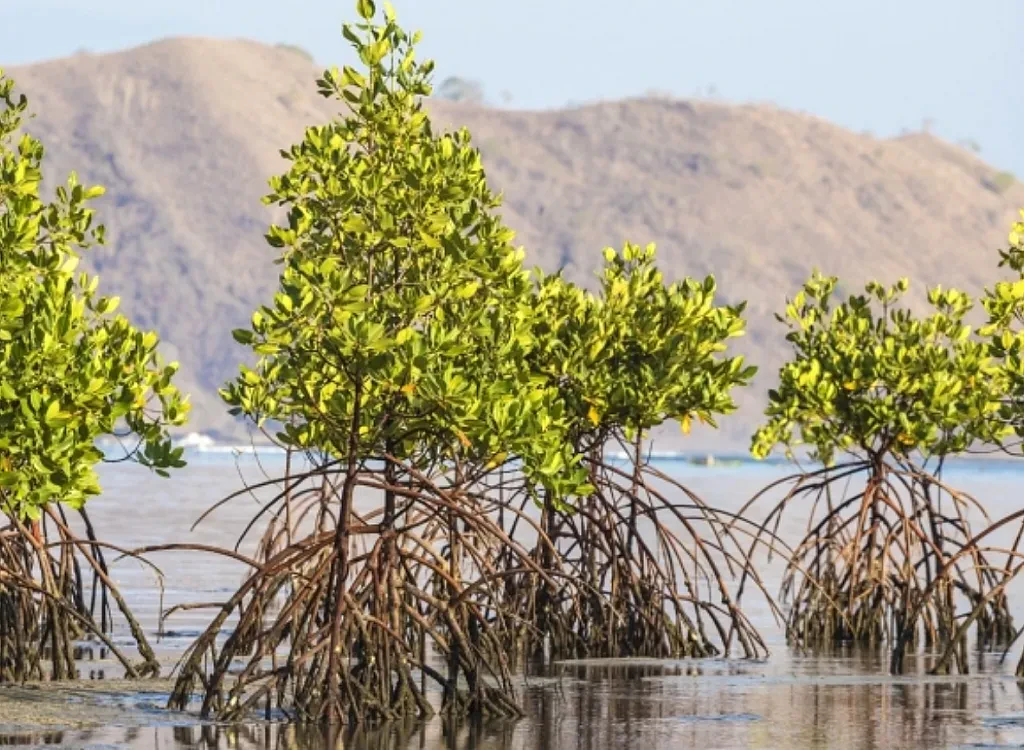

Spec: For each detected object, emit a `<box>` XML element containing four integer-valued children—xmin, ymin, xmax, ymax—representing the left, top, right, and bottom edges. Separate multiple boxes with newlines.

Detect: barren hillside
<box><xmin>9</xmin><ymin>39</ymin><xmax>1024</xmax><ymax>449</ymax></box>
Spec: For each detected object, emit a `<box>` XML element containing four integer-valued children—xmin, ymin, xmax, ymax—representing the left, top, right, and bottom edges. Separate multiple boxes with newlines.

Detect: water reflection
<box><xmin>5</xmin><ymin>658</ymin><xmax>1024</xmax><ymax>749</ymax></box>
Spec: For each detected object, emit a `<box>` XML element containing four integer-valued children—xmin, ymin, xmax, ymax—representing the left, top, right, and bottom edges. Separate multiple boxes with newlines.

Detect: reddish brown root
<box><xmin>0</xmin><ymin>506</ymin><xmax>158</xmax><ymax>683</ymax></box>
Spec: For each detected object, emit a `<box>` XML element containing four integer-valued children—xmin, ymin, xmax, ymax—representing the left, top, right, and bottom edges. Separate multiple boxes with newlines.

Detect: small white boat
<box><xmin>174</xmin><ymin>432</ymin><xmax>217</xmax><ymax>451</ymax></box>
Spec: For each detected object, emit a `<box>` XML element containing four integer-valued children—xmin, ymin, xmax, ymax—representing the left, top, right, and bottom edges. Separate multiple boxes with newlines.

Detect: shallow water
<box><xmin>4</xmin><ymin>454</ymin><xmax>1024</xmax><ymax>749</ymax></box>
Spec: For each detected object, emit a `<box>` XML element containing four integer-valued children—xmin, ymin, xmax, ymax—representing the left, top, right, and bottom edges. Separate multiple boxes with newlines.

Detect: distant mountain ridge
<box><xmin>8</xmin><ymin>38</ymin><xmax>1024</xmax><ymax>450</ymax></box>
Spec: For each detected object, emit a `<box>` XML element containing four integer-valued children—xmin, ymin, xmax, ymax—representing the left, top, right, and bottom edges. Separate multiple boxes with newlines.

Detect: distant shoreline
<box><xmin>94</xmin><ymin>432</ymin><xmax>1024</xmax><ymax>472</ymax></box>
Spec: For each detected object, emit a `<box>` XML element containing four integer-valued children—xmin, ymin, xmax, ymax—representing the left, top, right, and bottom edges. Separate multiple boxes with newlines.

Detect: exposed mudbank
<box><xmin>0</xmin><ymin>679</ymin><xmax>189</xmax><ymax>731</ymax></box>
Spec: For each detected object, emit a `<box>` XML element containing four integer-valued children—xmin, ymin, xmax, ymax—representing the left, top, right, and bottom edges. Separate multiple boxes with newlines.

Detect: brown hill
<box><xmin>8</xmin><ymin>39</ymin><xmax>1024</xmax><ymax>450</ymax></box>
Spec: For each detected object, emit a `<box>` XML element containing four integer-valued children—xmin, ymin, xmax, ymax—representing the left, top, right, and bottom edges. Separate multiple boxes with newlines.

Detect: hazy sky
<box><xmin>2</xmin><ymin>0</ymin><xmax>1021</xmax><ymax>177</ymax></box>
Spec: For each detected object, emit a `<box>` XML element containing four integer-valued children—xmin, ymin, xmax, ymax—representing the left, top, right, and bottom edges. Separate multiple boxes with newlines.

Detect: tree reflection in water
<box><xmin>5</xmin><ymin>657</ymin><xmax>1024</xmax><ymax>749</ymax></box>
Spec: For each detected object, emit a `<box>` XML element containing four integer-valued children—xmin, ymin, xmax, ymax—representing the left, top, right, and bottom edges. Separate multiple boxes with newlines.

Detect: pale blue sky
<box><xmin>2</xmin><ymin>0</ymin><xmax>1020</xmax><ymax>176</ymax></box>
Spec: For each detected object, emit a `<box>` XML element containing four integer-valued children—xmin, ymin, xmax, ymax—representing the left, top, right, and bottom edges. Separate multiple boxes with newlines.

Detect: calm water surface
<box><xmin>3</xmin><ymin>454</ymin><xmax>1024</xmax><ymax>749</ymax></box>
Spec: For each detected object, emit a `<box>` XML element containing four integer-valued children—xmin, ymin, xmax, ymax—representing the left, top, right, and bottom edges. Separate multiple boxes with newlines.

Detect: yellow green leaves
<box><xmin>995</xmin><ymin>208</ymin><xmax>1024</xmax><ymax>274</ymax></box>
<box><xmin>456</xmin><ymin>281</ymin><xmax>479</xmax><ymax>299</ymax></box>
<box><xmin>530</xmin><ymin>244</ymin><xmax>753</xmax><ymax>454</ymax></box>
<box><xmin>0</xmin><ymin>71</ymin><xmax>188</xmax><ymax>517</ymax></box>
<box><xmin>43</xmin><ymin>400</ymin><xmax>72</xmax><ymax>429</ymax></box>
<box><xmin>1010</xmin><ymin>208</ymin><xmax>1024</xmax><ymax>247</ymax></box>
<box><xmin>356</xmin><ymin>0</ymin><xmax>375</xmax><ymax>20</ymax></box>
<box><xmin>340</xmin><ymin>66</ymin><xmax>367</xmax><ymax>91</ymax></box>
<box><xmin>979</xmin><ymin>209</ymin><xmax>1024</xmax><ymax>441</ymax></box>
<box><xmin>439</xmin><ymin>136</ymin><xmax>455</xmax><ymax>161</ymax></box>
<box><xmin>94</xmin><ymin>295</ymin><xmax>119</xmax><ymax>314</ymax></box>
<box><xmin>342</xmin><ymin>215</ymin><xmax>369</xmax><ymax>235</ymax></box>
<box><xmin>224</xmin><ymin>3</ymin><xmax>592</xmax><ymax>501</ymax></box>
<box><xmin>756</xmin><ymin>271</ymin><xmax>1005</xmax><ymax>464</ymax></box>
<box><xmin>361</xmin><ymin>39</ymin><xmax>391</xmax><ymax>67</ymax></box>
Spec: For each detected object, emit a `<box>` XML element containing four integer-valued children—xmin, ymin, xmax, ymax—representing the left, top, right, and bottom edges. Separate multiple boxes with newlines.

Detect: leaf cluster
<box><xmin>980</xmin><ymin>209</ymin><xmax>1024</xmax><ymax>439</ymax></box>
<box><xmin>753</xmin><ymin>272</ymin><xmax>1007</xmax><ymax>464</ymax></box>
<box><xmin>530</xmin><ymin>242</ymin><xmax>754</xmax><ymax>450</ymax></box>
<box><xmin>223</xmin><ymin>3</ymin><xmax>588</xmax><ymax>498</ymax></box>
<box><xmin>0</xmin><ymin>71</ymin><xmax>189</xmax><ymax>519</ymax></box>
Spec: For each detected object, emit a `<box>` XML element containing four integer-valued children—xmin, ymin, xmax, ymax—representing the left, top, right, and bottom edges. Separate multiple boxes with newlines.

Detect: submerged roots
<box><xmin>491</xmin><ymin>455</ymin><xmax>770</xmax><ymax>662</ymax></box>
<box><xmin>923</xmin><ymin>504</ymin><xmax>1024</xmax><ymax>677</ymax></box>
<box><xmin>0</xmin><ymin>505</ymin><xmax>158</xmax><ymax>682</ymax></box>
<box><xmin>168</xmin><ymin>457</ymin><xmax>537</xmax><ymax>724</ymax></box>
<box><xmin>736</xmin><ymin>458</ymin><xmax>1013</xmax><ymax>668</ymax></box>
<box><xmin>166</xmin><ymin>448</ymin><xmax>771</xmax><ymax>725</ymax></box>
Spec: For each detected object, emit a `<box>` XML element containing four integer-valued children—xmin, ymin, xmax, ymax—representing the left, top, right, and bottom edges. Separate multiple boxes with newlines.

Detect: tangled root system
<box><xmin>488</xmin><ymin>450</ymin><xmax>770</xmax><ymax>663</ymax></box>
<box><xmin>735</xmin><ymin>458</ymin><xmax>1013</xmax><ymax>667</ymax></box>
<box><xmin>0</xmin><ymin>505</ymin><xmax>159</xmax><ymax>682</ymax></box>
<box><xmin>166</xmin><ymin>455</ymin><xmax>546</xmax><ymax>724</ymax></box>
<box><xmin>163</xmin><ymin>442</ymin><xmax>772</xmax><ymax>725</ymax></box>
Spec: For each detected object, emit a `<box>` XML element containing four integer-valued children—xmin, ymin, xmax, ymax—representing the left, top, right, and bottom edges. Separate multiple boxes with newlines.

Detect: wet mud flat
<box><xmin>0</xmin><ymin>678</ymin><xmax>188</xmax><ymax>731</ymax></box>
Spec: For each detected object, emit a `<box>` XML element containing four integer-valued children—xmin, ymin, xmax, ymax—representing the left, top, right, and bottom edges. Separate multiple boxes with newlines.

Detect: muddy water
<box><xmin>3</xmin><ymin>454</ymin><xmax>1024</xmax><ymax>749</ymax></box>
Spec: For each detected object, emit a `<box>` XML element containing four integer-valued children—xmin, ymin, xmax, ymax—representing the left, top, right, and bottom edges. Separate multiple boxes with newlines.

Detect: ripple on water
<box><xmin>983</xmin><ymin>714</ymin><xmax>1024</xmax><ymax>728</ymax></box>
<box><xmin>671</xmin><ymin>712</ymin><xmax>762</xmax><ymax>723</ymax></box>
